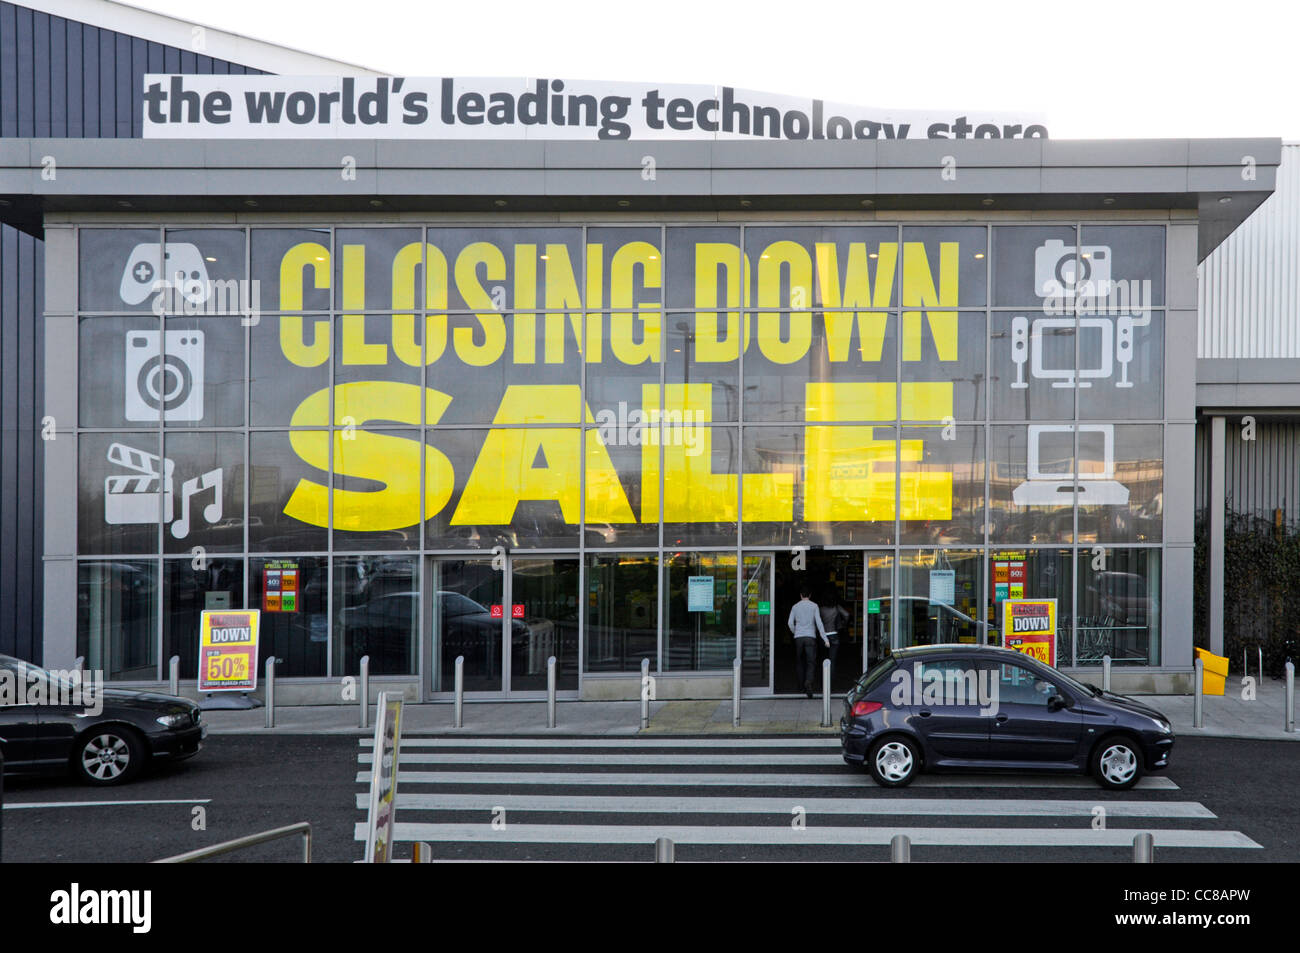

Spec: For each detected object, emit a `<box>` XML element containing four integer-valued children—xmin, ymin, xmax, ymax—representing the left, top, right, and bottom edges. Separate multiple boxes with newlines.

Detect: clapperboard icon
<box><xmin>104</xmin><ymin>442</ymin><xmax>175</xmax><ymax>525</ymax></box>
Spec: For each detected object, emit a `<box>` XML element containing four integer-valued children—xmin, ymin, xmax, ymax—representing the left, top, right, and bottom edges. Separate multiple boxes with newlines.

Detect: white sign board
<box><xmin>142</xmin><ymin>76</ymin><xmax>1048</xmax><ymax>142</ymax></box>
<box><xmin>687</xmin><ymin>575</ymin><xmax>715</xmax><ymax>612</ymax></box>
<box><xmin>363</xmin><ymin>691</ymin><xmax>404</xmax><ymax>864</ymax></box>
<box><xmin>929</xmin><ymin>570</ymin><xmax>956</xmax><ymax>607</ymax></box>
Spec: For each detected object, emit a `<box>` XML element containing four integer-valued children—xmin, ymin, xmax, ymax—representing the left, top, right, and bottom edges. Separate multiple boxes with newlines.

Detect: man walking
<box><xmin>788</xmin><ymin>588</ymin><xmax>829</xmax><ymax>697</ymax></box>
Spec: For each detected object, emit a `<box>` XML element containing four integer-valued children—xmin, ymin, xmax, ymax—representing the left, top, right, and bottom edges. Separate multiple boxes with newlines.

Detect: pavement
<box><xmin>200</xmin><ymin>679</ymin><xmax>1299</xmax><ymax>739</ymax></box>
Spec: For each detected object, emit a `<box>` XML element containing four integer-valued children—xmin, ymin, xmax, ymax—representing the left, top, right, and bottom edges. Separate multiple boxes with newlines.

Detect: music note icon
<box><xmin>171</xmin><ymin>467</ymin><xmax>223</xmax><ymax>539</ymax></box>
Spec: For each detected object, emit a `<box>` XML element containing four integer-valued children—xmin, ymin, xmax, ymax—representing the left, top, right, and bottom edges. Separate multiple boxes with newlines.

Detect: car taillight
<box><xmin>851</xmin><ymin>700</ymin><xmax>882</xmax><ymax>717</ymax></box>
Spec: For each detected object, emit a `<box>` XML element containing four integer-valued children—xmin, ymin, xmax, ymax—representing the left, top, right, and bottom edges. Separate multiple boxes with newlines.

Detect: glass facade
<box><xmin>68</xmin><ymin>222</ymin><xmax>1168</xmax><ymax>686</ymax></box>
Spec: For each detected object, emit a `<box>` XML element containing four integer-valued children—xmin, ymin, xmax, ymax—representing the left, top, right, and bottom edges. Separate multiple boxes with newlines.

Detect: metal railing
<box><xmin>153</xmin><ymin>822</ymin><xmax>312</xmax><ymax>863</ymax></box>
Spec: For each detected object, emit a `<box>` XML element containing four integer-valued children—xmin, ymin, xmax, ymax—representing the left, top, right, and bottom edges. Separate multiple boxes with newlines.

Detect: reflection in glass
<box><xmin>79</xmin><ymin>432</ymin><xmax>163</xmax><ymax>555</ymax></box>
<box><xmin>899</xmin><ymin>424</ymin><xmax>984</xmax><ymax>545</ymax></box>
<box><xmin>251</xmin><ymin>556</ymin><xmax>327</xmax><ymax>676</ymax></box>
<box><xmin>248</xmin><ymin>433</ymin><xmax>328</xmax><ymax>552</ymax></box>
<box><xmin>897</xmin><ymin>550</ymin><xmax>984</xmax><ymax>647</ymax></box>
<box><xmin>587</xmin><ymin>554</ymin><xmax>658</xmax><ymax>672</ymax></box>
<box><xmin>741</xmin><ymin>554</ymin><xmax>771</xmax><ymax>687</ymax></box>
<box><xmin>333</xmin><ymin>556</ymin><xmax>417</xmax><ymax>676</ymax></box>
<box><xmin>78</xmin><ymin>559</ymin><xmax>158</xmax><ymax>681</ymax></box>
<box><xmin>986</xmin><ymin>548</ymin><xmax>1073</xmax><ymax>665</ymax></box>
<box><xmin>510</xmin><ymin>558</ymin><xmax>579</xmax><ymax>691</ymax></box>
<box><xmin>1077</xmin><ymin>425</ymin><xmax>1163</xmax><ymax>544</ymax></box>
<box><xmin>162</xmin><ymin>432</ymin><xmax>245</xmax><ymax>554</ymax></box>
<box><xmin>663</xmin><ymin>552</ymin><xmax>737</xmax><ymax>671</ymax></box>
<box><xmin>1077</xmin><ymin>548</ymin><xmax>1160</xmax><ymax>666</ymax></box>
<box><xmin>433</xmin><ymin>558</ymin><xmax>502</xmax><ymax>692</ymax></box>
<box><xmin>164</xmin><ymin>559</ymin><xmax>244</xmax><ymax>680</ymax></box>
<box><xmin>989</xmin><ymin>425</ymin><xmax>1073</xmax><ymax>543</ymax></box>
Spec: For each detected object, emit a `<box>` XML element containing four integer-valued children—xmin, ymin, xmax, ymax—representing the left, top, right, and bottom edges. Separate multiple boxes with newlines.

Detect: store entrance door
<box><xmin>773</xmin><ymin>551</ymin><xmax>865</xmax><ymax>695</ymax></box>
<box><xmin>429</xmin><ymin>554</ymin><xmax>579</xmax><ymax>695</ymax></box>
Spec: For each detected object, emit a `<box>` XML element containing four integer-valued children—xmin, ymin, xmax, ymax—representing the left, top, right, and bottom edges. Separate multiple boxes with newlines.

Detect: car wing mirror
<box><xmin>1047</xmin><ymin>694</ymin><xmax>1069</xmax><ymax>712</ymax></box>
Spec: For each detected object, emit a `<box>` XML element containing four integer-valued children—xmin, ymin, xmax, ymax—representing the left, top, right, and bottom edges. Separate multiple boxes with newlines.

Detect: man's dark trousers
<box><xmin>795</xmin><ymin>636</ymin><xmax>819</xmax><ymax>693</ymax></box>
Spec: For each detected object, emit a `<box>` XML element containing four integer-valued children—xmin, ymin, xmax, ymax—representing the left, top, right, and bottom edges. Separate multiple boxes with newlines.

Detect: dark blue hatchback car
<box><xmin>840</xmin><ymin>644</ymin><xmax>1174</xmax><ymax>790</ymax></box>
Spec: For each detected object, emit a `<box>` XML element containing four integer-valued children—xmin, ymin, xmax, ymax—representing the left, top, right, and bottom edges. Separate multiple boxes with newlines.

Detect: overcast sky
<box><xmin>129</xmin><ymin>0</ymin><xmax>1298</xmax><ymax>140</ymax></box>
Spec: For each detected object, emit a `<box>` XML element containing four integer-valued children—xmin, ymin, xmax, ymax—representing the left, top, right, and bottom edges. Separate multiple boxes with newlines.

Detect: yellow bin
<box><xmin>1194</xmin><ymin>647</ymin><xmax>1228</xmax><ymax>696</ymax></box>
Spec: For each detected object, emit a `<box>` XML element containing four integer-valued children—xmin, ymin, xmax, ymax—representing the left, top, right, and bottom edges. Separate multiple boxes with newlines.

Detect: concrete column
<box><xmin>1208</xmin><ymin>415</ymin><xmax>1226</xmax><ymax>657</ymax></box>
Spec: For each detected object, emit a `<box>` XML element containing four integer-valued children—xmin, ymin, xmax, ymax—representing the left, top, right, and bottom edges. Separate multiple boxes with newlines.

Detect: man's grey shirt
<box><xmin>788</xmin><ymin>600</ymin><xmax>827</xmax><ymax>639</ymax></box>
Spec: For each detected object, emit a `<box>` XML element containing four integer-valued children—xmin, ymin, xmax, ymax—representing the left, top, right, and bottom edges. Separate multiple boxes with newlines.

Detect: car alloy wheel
<box><xmin>870</xmin><ymin>738</ymin><xmax>918</xmax><ymax>787</ymax></box>
<box><xmin>77</xmin><ymin>729</ymin><xmax>141</xmax><ymax>785</ymax></box>
<box><xmin>1095</xmin><ymin>740</ymin><xmax>1141</xmax><ymax>789</ymax></box>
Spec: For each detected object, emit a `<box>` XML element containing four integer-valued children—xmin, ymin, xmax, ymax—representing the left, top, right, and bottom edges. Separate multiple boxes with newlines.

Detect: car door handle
<box><xmin>917</xmin><ymin>710</ymin><xmax>932</xmax><ymax>717</ymax></box>
<box><xmin>994</xmin><ymin>715</ymin><xmax>1009</xmax><ymax>724</ymax></box>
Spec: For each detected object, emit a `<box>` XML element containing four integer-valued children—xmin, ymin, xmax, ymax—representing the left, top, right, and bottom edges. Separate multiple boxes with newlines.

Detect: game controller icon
<box><xmin>119</xmin><ymin>242</ymin><xmax>210</xmax><ymax>307</ymax></box>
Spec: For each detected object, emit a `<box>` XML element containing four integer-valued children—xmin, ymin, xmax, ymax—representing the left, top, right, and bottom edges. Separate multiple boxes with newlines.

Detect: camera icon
<box><xmin>1034</xmin><ymin>239</ymin><xmax>1111</xmax><ymax>298</ymax></box>
<box><xmin>124</xmin><ymin>330</ymin><xmax>205</xmax><ymax>423</ymax></box>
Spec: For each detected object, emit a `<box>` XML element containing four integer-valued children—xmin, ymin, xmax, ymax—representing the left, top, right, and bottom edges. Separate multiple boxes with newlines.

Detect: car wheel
<box><xmin>74</xmin><ymin>726</ymin><xmax>145</xmax><ymax>786</ymax></box>
<box><xmin>868</xmin><ymin>736</ymin><xmax>920</xmax><ymax>788</ymax></box>
<box><xmin>1092</xmin><ymin>736</ymin><xmax>1143</xmax><ymax>790</ymax></box>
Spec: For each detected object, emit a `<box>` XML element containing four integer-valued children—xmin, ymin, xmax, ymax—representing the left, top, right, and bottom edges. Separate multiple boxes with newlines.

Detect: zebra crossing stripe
<box><xmin>355</xmin><ymin>792</ymin><xmax>1214</xmax><ymax>817</ymax></box>
<box><xmin>359</xmin><ymin>737</ymin><xmax>845</xmax><ymax>748</ymax></box>
<box><xmin>357</xmin><ymin>770</ymin><xmax>1181</xmax><ymax>790</ymax></box>
<box><xmin>352</xmin><ymin>822</ymin><xmax>1262</xmax><ymax>849</ymax></box>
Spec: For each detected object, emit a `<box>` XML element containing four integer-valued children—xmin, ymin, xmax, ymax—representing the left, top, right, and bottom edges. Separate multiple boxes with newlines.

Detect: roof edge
<box><xmin>15</xmin><ymin>0</ymin><xmax>380</xmax><ymax>75</ymax></box>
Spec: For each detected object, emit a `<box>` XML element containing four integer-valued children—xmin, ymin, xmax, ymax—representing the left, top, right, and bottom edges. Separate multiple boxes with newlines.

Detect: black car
<box><xmin>840</xmin><ymin>644</ymin><xmax>1174</xmax><ymax>790</ymax></box>
<box><xmin>0</xmin><ymin>654</ymin><xmax>205</xmax><ymax>786</ymax></box>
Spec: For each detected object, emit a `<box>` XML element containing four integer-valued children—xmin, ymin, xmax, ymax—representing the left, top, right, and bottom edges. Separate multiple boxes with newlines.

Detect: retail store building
<box><xmin>1</xmin><ymin>1</ymin><xmax>1296</xmax><ymax>701</ymax></box>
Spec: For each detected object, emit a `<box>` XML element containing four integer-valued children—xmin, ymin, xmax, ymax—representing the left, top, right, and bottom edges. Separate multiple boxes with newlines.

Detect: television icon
<box><xmin>1011</xmin><ymin>316</ymin><xmax>1116</xmax><ymax>389</ymax></box>
<box><xmin>1012</xmin><ymin>424</ymin><xmax>1130</xmax><ymax>507</ymax></box>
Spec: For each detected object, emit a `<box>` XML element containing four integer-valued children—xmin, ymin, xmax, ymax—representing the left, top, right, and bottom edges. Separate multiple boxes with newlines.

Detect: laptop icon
<box><xmin>1012</xmin><ymin>424</ymin><xmax>1130</xmax><ymax>507</ymax></box>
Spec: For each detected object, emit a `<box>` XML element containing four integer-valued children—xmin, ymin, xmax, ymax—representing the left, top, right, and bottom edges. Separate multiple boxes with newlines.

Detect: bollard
<box><xmin>1193</xmin><ymin>657</ymin><xmax>1204</xmax><ymax>728</ymax></box>
<box><xmin>546</xmin><ymin>656</ymin><xmax>557</xmax><ymax>729</ymax></box>
<box><xmin>1102</xmin><ymin>654</ymin><xmax>1112</xmax><ymax>692</ymax></box>
<box><xmin>640</xmin><ymin>658</ymin><xmax>650</xmax><ymax>731</ymax></box>
<box><xmin>1287</xmin><ymin>661</ymin><xmax>1295</xmax><ymax>733</ymax></box>
<box><xmin>454</xmin><ymin>656</ymin><xmax>464</xmax><ymax>728</ymax></box>
<box><xmin>359</xmin><ymin>655</ymin><xmax>370</xmax><ymax>730</ymax></box>
<box><xmin>654</xmin><ymin>837</ymin><xmax>675</xmax><ymax>863</ymax></box>
<box><xmin>821</xmin><ymin>658</ymin><xmax>832</xmax><ymax>727</ymax></box>
<box><xmin>412</xmin><ymin>841</ymin><xmax>433</xmax><ymax>863</ymax></box>
<box><xmin>1259</xmin><ymin>647</ymin><xmax>1264</xmax><ymax>683</ymax></box>
<box><xmin>890</xmin><ymin>834</ymin><xmax>911</xmax><ymax>863</ymax></box>
<box><xmin>264</xmin><ymin>657</ymin><xmax>275</xmax><ymax>728</ymax></box>
<box><xmin>169</xmin><ymin>655</ymin><xmax>181</xmax><ymax>697</ymax></box>
<box><xmin>732</xmin><ymin>657</ymin><xmax>741</xmax><ymax>727</ymax></box>
<box><xmin>1133</xmin><ymin>832</ymin><xmax>1154</xmax><ymax>863</ymax></box>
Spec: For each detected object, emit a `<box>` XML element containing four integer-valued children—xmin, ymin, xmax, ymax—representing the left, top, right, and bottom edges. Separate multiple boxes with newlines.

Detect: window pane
<box><xmin>661</xmin><ymin>425</ymin><xmax>739</xmax><ymax>547</ymax></box>
<box><xmin>161</xmin><ymin>315</ymin><xmax>245</xmax><ymax>428</ymax></box>
<box><xmin>81</xmin><ymin>315</ymin><xmax>161</xmax><ymax>427</ymax></box>
<box><xmin>333</xmin><ymin>555</ymin><xmax>417</xmax><ymax>676</ymax></box>
<box><xmin>1078</xmin><ymin>312</ymin><xmax>1163</xmax><ymax>420</ymax></box>
<box><xmin>250</xmin><ymin>314</ymin><xmax>330</xmax><ymax>427</ymax></box>
<box><xmin>992</xmin><ymin>226</ymin><xmax>1076</xmax><ymax>308</ymax></box>
<box><xmin>163</xmin><ymin>558</ymin><xmax>244</xmax><ymax>680</ymax></box>
<box><xmin>80</xmin><ymin>432</ymin><xmax>162</xmax><ymax>555</ymax></box>
<box><xmin>1077</xmin><ymin>548</ymin><xmax>1161</xmax><ymax>666</ymax></box>
<box><xmin>332</xmin><ymin>429</ymin><xmax>421</xmax><ymax>551</ymax></box>
<box><xmin>901</xmin><ymin>226</ymin><xmax>988</xmax><ymax>308</ymax></box>
<box><xmin>988</xmin><ymin>548</ymin><xmax>1073</xmax><ymax>666</ymax></box>
<box><xmin>251</xmin><ymin>228</ymin><xmax>331</xmax><ymax>313</ymax></box>
<box><xmin>897</xmin><ymin>549</ymin><xmax>984</xmax><ymax>646</ymax></box>
<box><xmin>1076</xmin><ymin>424</ymin><xmax>1163</xmax><ymax>544</ymax></box>
<box><xmin>162</xmin><ymin>432</ymin><xmax>245</xmax><ymax>553</ymax></box>
<box><xmin>663</xmin><ymin>552</ymin><xmax>736</xmax><ymax>671</ymax></box>
<box><xmin>510</xmin><ymin>557</ymin><xmax>579</xmax><ymax>691</ymax></box>
<box><xmin>78</xmin><ymin>559</ymin><xmax>158</xmax><ymax>680</ymax></box>
<box><xmin>79</xmin><ymin>228</ymin><xmax>159</xmax><ymax>312</ymax></box>
<box><xmin>989</xmin><ymin>311</ymin><xmax>1076</xmax><ymax>421</ymax></box>
<box><xmin>333</xmin><ymin>228</ymin><xmax>423</xmax><ymax>312</ymax></box>
<box><xmin>901</xmin><ymin>310</ymin><xmax>984</xmax><ymax>421</ymax></box>
<box><xmin>251</xmin><ymin>556</ymin><xmax>327</xmax><ymax>676</ymax></box>
<box><xmin>898</xmin><ymin>424</ymin><xmax>984</xmax><ymax>545</ymax></box>
<box><xmin>248</xmin><ymin>433</ymin><xmax>328</xmax><ymax>552</ymax></box>
<box><xmin>1079</xmin><ymin>226</ymin><xmax>1165</xmax><ymax>306</ymax></box>
<box><xmin>989</xmin><ymin>425</ymin><xmax>1073</xmax><ymax>544</ymax></box>
<box><xmin>586</xmin><ymin>553</ymin><xmax>658</xmax><ymax>673</ymax></box>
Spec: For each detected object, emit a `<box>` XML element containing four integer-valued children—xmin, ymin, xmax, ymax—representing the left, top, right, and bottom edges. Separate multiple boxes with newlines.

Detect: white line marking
<box><xmin>360</xmin><ymin>737</ymin><xmax>844</xmax><ymax>749</ymax></box>
<box><xmin>354</xmin><ymin>822</ymin><xmax>1262</xmax><ymax>849</ymax></box>
<box><xmin>3</xmin><ymin>798</ymin><xmax>213</xmax><ymax>810</ymax></box>
<box><xmin>356</xmin><ymin>792</ymin><xmax>1214</xmax><ymax>818</ymax></box>
<box><xmin>357</xmin><ymin>770</ymin><xmax>1180</xmax><ymax>790</ymax></box>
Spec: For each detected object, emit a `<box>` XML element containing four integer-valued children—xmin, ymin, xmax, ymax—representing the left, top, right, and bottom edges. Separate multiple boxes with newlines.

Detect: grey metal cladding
<box><xmin>0</xmin><ymin>0</ymin><xmax>264</xmax><ymax>662</ymax></box>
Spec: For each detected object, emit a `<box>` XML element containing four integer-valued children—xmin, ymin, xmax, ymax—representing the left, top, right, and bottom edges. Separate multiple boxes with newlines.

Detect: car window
<box><xmin>992</xmin><ymin>660</ymin><xmax>1059</xmax><ymax>705</ymax></box>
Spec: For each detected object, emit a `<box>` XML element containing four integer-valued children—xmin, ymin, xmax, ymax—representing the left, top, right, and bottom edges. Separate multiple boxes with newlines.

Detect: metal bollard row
<box><xmin>169</xmin><ymin>654</ymin><xmax>181</xmax><ymax>697</ymax></box>
<box><xmin>732</xmin><ymin>657</ymin><xmax>741</xmax><ymax>727</ymax></box>
<box><xmin>821</xmin><ymin>658</ymin><xmax>832</xmax><ymax>728</ymax></box>
<box><xmin>1193</xmin><ymin>657</ymin><xmax>1204</xmax><ymax>729</ymax></box>
<box><xmin>265</xmin><ymin>656</ymin><xmax>275</xmax><ymax>728</ymax></box>
<box><xmin>546</xmin><ymin>656</ymin><xmax>557</xmax><ymax>729</ymax></box>
<box><xmin>640</xmin><ymin>657</ymin><xmax>651</xmax><ymax>731</ymax></box>
<box><xmin>359</xmin><ymin>655</ymin><xmax>371</xmax><ymax>730</ymax></box>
